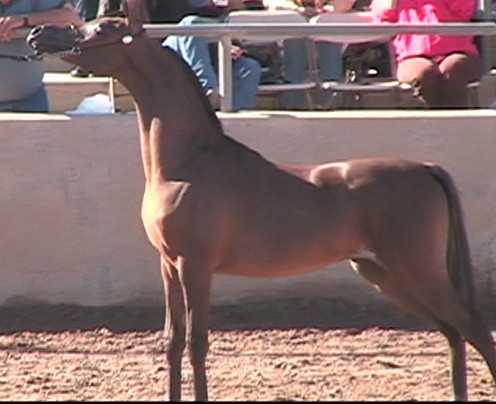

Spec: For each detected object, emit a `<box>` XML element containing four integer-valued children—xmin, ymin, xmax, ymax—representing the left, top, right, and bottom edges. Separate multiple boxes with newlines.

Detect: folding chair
<box><xmin>225</xmin><ymin>10</ymin><xmax>318</xmax><ymax>109</ymax></box>
<box><xmin>309</xmin><ymin>11</ymin><xmax>412</xmax><ymax>109</ymax></box>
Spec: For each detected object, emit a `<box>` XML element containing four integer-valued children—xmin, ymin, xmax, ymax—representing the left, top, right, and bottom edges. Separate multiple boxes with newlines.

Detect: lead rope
<box><xmin>0</xmin><ymin>53</ymin><xmax>43</xmax><ymax>62</ymax></box>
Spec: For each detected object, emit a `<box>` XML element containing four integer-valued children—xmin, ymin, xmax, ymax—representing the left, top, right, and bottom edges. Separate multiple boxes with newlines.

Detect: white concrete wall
<box><xmin>0</xmin><ymin>110</ymin><xmax>495</xmax><ymax>309</ymax></box>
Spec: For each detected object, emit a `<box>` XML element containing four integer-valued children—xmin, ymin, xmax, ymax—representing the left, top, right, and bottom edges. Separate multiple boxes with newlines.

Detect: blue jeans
<box><xmin>162</xmin><ymin>15</ymin><xmax>262</xmax><ymax>111</ymax></box>
<box><xmin>282</xmin><ymin>38</ymin><xmax>343</xmax><ymax>109</ymax></box>
<box><xmin>0</xmin><ymin>86</ymin><xmax>49</xmax><ymax>113</ymax></box>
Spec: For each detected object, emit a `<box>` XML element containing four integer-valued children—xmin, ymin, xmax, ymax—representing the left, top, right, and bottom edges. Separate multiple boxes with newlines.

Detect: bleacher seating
<box><xmin>39</xmin><ymin>17</ymin><xmax>496</xmax><ymax>113</ymax></box>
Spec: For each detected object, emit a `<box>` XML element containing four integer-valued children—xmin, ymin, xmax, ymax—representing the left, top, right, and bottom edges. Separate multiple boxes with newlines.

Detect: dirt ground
<box><xmin>0</xmin><ymin>297</ymin><xmax>495</xmax><ymax>401</ymax></box>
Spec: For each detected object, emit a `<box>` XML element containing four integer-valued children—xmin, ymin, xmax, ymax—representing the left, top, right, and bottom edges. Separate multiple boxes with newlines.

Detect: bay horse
<box><xmin>27</xmin><ymin>2</ymin><xmax>496</xmax><ymax>401</ymax></box>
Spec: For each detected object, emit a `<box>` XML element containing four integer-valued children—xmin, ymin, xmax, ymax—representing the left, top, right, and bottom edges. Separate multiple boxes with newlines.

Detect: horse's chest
<box><xmin>141</xmin><ymin>181</ymin><xmax>191</xmax><ymax>247</ymax></box>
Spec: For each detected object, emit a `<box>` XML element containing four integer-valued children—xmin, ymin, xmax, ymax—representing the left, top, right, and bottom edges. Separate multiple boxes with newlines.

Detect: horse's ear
<box><xmin>122</xmin><ymin>0</ymin><xmax>150</xmax><ymax>26</ymax></box>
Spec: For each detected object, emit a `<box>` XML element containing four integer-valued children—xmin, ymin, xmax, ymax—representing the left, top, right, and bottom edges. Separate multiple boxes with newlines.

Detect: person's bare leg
<box><xmin>397</xmin><ymin>56</ymin><xmax>443</xmax><ymax>108</ymax></box>
<box><xmin>438</xmin><ymin>53</ymin><xmax>484</xmax><ymax>108</ymax></box>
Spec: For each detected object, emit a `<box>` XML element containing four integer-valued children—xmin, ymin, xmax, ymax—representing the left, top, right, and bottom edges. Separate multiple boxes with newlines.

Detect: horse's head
<box><xmin>27</xmin><ymin>0</ymin><xmax>147</xmax><ymax>76</ymax></box>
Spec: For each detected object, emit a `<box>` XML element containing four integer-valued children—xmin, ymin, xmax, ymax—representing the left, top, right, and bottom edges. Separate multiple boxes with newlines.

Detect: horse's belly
<box><xmin>216</xmin><ymin>258</ymin><xmax>342</xmax><ymax>278</ymax></box>
<box><xmin>215</xmin><ymin>204</ymin><xmax>359</xmax><ymax>278</ymax></box>
<box><xmin>216</xmin><ymin>243</ymin><xmax>349</xmax><ymax>278</ymax></box>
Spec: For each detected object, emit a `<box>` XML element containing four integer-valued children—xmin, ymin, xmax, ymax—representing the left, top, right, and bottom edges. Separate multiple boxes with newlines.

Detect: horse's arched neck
<box><xmin>116</xmin><ymin>39</ymin><xmax>224</xmax><ymax>183</ymax></box>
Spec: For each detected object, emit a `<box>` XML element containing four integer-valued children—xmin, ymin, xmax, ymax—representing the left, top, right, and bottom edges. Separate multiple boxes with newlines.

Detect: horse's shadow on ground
<box><xmin>3</xmin><ymin>296</ymin><xmax>492</xmax><ymax>334</ymax></box>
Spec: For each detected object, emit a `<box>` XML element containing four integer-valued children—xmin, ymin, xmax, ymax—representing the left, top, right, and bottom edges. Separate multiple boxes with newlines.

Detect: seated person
<box><xmin>0</xmin><ymin>0</ymin><xmax>82</xmax><ymax>112</ymax></box>
<box><xmin>371</xmin><ymin>0</ymin><xmax>484</xmax><ymax>108</ymax></box>
<box><xmin>160</xmin><ymin>0</ymin><xmax>262</xmax><ymax>111</ymax></box>
<box><xmin>264</xmin><ymin>0</ymin><xmax>357</xmax><ymax>109</ymax></box>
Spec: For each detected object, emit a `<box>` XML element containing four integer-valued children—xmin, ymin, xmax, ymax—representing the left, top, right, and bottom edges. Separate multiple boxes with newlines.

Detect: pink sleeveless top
<box><xmin>370</xmin><ymin>0</ymin><xmax>479</xmax><ymax>62</ymax></box>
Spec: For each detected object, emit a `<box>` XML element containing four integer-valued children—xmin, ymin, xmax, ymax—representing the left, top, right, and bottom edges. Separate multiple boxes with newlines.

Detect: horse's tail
<box><xmin>427</xmin><ymin>163</ymin><xmax>476</xmax><ymax>310</ymax></box>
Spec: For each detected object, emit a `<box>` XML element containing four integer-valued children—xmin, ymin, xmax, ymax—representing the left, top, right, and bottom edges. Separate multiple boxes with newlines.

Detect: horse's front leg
<box><xmin>178</xmin><ymin>256</ymin><xmax>213</xmax><ymax>402</ymax></box>
<box><xmin>160</xmin><ymin>256</ymin><xmax>186</xmax><ymax>401</ymax></box>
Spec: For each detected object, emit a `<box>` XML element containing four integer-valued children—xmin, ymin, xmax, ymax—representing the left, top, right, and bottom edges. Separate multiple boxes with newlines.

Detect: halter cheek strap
<box><xmin>74</xmin><ymin>27</ymin><xmax>146</xmax><ymax>53</ymax></box>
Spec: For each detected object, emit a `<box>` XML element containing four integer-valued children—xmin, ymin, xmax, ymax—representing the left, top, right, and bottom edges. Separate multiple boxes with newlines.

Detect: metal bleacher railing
<box><xmin>142</xmin><ymin>20</ymin><xmax>496</xmax><ymax>112</ymax></box>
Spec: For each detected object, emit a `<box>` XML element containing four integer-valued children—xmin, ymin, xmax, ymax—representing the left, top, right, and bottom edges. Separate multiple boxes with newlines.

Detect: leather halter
<box><xmin>21</xmin><ymin>23</ymin><xmax>145</xmax><ymax>61</ymax></box>
<box><xmin>67</xmin><ymin>26</ymin><xmax>146</xmax><ymax>56</ymax></box>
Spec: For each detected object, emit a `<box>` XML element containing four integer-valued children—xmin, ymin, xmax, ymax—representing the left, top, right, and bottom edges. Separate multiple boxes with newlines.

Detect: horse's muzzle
<box><xmin>27</xmin><ymin>25</ymin><xmax>81</xmax><ymax>56</ymax></box>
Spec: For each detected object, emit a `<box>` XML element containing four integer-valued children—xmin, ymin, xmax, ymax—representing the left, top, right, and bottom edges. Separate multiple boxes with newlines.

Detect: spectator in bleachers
<box><xmin>371</xmin><ymin>0</ymin><xmax>484</xmax><ymax>108</ymax></box>
<box><xmin>0</xmin><ymin>0</ymin><xmax>82</xmax><ymax>112</ymax></box>
<box><xmin>160</xmin><ymin>0</ymin><xmax>262</xmax><ymax>111</ymax></box>
<box><xmin>264</xmin><ymin>0</ymin><xmax>356</xmax><ymax>109</ymax></box>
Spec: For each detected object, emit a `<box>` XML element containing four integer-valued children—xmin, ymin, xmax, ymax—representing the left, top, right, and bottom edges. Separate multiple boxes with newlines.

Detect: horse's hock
<box><xmin>0</xmin><ymin>110</ymin><xmax>495</xmax><ymax>312</ymax></box>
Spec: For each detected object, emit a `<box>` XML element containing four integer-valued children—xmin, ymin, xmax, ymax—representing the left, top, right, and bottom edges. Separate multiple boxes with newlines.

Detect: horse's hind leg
<box><xmin>392</xmin><ymin>264</ymin><xmax>496</xmax><ymax>396</ymax></box>
<box><xmin>351</xmin><ymin>257</ymin><xmax>496</xmax><ymax>401</ymax></box>
<box><xmin>351</xmin><ymin>258</ymin><xmax>471</xmax><ymax>400</ymax></box>
<box><xmin>437</xmin><ymin>322</ymin><xmax>468</xmax><ymax>401</ymax></box>
<box><xmin>446</xmin><ymin>304</ymin><xmax>496</xmax><ymax>385</ymax></box>
<box><xmin>178</xmin><ymin>256</ymin><xmax>213</xmax><ymax>402</ymax></box>
<box><xmin>350</xmin><ymin>257</ymin><xmax>444</xmax><ymax>325</ymax></box>
<box><xmin>160</xmin><ymin>256</ymin><xmax>187</xmax><ymax>401</ymax></box>
<box><xmin>423</xmin><ymin>296</ymin><xmax>496</xmax><ymax>400</ymax></box>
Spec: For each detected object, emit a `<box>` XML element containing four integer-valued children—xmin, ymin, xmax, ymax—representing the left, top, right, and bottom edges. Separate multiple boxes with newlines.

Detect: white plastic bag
<box><xmin>66</xmin><ymin>93</ymin><xmax>114</xmax><ymax>115</ymax></box>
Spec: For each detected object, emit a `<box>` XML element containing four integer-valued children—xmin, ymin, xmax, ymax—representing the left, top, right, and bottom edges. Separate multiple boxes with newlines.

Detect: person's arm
<box><xmin>0</xmin><ymin>2</ymin><xmax>82</xmax><ymax>42</ymax></box>
<box><xmin>317</xmin><ymin>0</ymin><xmax>357</xmax><ymax>13</ymax></box>
<box><xmin>370</xmin><ymin>0</ymin><xmax>398</xmax><ymax>22</ymax></box>
<box><xmin>27</xmin><ymin>2</ymin><xmax>83</xmax><ymax>28</ymax></box>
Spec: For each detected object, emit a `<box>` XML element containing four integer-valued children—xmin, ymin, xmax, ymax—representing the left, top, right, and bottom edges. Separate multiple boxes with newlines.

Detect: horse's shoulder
<box><xmin>144</xmin><ymin>180</ymin><xmax>191</xmax><ymax>218</ymax></box>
